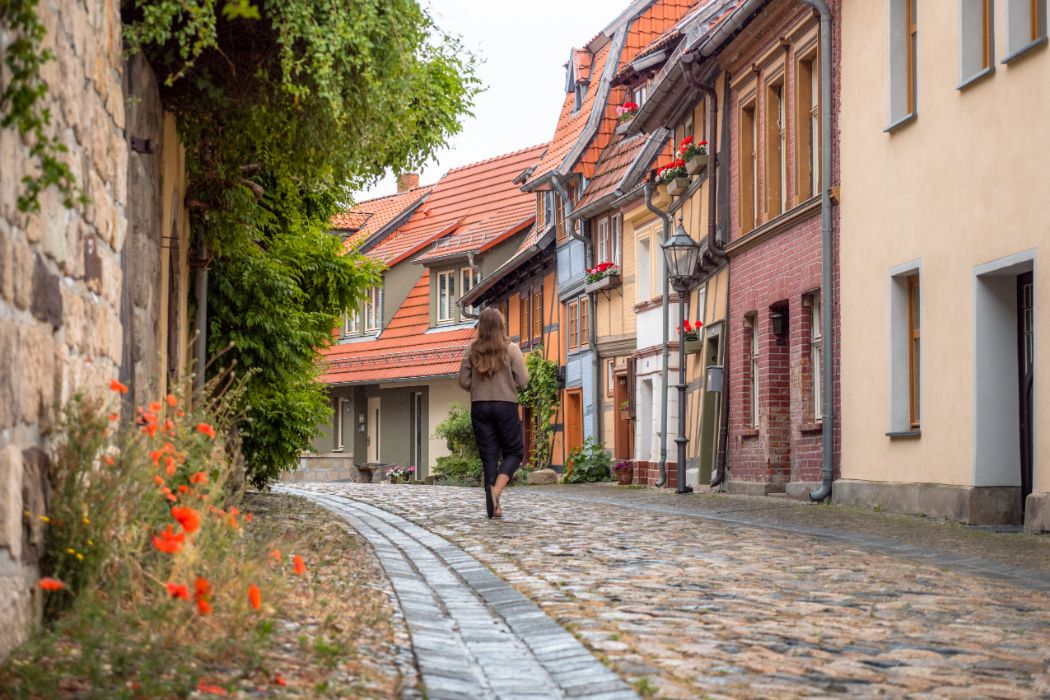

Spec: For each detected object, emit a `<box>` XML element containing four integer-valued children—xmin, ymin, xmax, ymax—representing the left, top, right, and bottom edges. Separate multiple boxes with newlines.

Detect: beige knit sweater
<box><xmin>458</xmin><ymin>342</ymin><xmax>529</xmax><ymax>403</ymax></box>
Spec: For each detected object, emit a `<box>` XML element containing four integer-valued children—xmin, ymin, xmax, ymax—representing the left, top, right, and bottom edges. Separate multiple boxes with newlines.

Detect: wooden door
<box><xmin>367</xmin><ymin>396</ymin><xmax>381</xmax><ymax>463</ymax></box>
<box><xmin>614</xmin><ymin>372</ymin><xmax>631</xmax><ymax>459</ymax></box>
<box><xmin>566</xmin><ymin>389</ymin><xmax>583</xmax><ymax>454</ymax></box>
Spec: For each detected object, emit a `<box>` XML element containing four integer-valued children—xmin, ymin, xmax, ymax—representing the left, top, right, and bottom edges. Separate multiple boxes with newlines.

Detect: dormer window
<box><xmin>574</xmin><ymin>81</ymin><xmax>589</xmax><ymax>112</ymax></box>
<box><xmin>343</xmin><ymin>310</ymin><xmax>360</xmax><ymax>337</ymax></box>
<box><xmin>633</xmin><ymin>82</ymin><xmax>648</xmax><ymax>108</ymax></box>
<box><xmin>461</xmin><ymin>266</ymin><xmax>480</xmax><ymax>297</ymax></box>
<box><xmin>364</xmin><ymin>286</ymin><xmax>381</xmax><ymax>333</ymax></box>
<box><xmin>437</xmin><ymin>271</ymin><xmax>456</xmax><ymax>324</ymax></box>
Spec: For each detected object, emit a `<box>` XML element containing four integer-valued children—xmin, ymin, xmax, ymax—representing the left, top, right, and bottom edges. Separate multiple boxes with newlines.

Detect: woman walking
<box><xmin>458</xmin><ymin>307</ymin><xmax>529</xmax><ymax>518</ymax></box>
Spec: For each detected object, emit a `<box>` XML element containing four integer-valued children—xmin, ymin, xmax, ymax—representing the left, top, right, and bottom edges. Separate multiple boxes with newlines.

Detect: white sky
<box><xmin>353</xmin><ymin>0</ymin><xmax>621</xmax><ymax>202</ymax></box>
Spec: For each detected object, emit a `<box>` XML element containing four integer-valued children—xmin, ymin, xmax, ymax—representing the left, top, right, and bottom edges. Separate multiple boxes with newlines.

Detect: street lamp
<box><xmin>662</xmin><ymin>223</ymin><xmax>700</xmax><ymax>495</ymax></box>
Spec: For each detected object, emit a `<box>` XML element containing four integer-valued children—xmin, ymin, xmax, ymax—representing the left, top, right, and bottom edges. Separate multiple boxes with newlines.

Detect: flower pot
<box><xmin>686</xmin><ymin>153</ymin><xmax>708</xmax><ymax>175</ymax></box>
<box><xmin>666</xmin><ymin>176</ymin><xmax>690</xmax><ymax>197</ymax></box>
<box><xmin>683</xmin><ymin>337</ymin><xmax>702</xmax><ymax>354</ymax></box>
<box><xmin>585</xmin><ymin>272</ymin><xmax>623</xmax><ymax>294</ymax></box>
<box><xmin>616</xmin><ymin>468</ymin><xmax>634</xmax><ymax>486</ymax></box>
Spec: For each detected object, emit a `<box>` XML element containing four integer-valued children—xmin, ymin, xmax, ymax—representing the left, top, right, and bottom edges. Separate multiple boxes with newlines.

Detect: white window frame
<box><xmin>364</xmin><ymin>287</ymin><xmax>380</xmax><ymax>333</ymax></box>
<box><xmin>597</xmin><ymin>218</ymin><xmax>609</xmax><ymax>263</ymax></box>
<box><xmin>344</xmin><ymin>309</ymin><xmax>360</xmax><ymax>337</ymax></box>
<box><xmin>811</xmin><ymin>292</ymin><xmax>823</xmax><ymax>420</ymax></box>
<box><xmin>460</xmin><ymin>266</ymin><xmax>479</xmax><ymax>298</ymax></box>
<box><xmin>611</xmin><ymin>215</ymin><xmax>622</xmax><ymax>266</ymax></box>
<box><xmin>633</xmin><ymin>82</ymin><xmax>648</xmax><ymax>107</ymax></box>
<box><xmin>437</xmin><ymin>271</ymin><xmax>456</xmax><ymax>324</ymax></box>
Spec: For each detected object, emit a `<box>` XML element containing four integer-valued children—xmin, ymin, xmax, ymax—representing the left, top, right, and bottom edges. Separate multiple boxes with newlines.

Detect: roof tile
<box><xmin>332</xmin><ymin>187</ymin><xmax>432</xmax><ymax>250</ymax></box>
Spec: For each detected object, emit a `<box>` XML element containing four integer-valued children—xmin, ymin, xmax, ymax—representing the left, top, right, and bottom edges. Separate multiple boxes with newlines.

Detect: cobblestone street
<box><xmin>288</xmin><ymin>483</ymin><xmax>1050</xmax><ymax>699</ymax></box>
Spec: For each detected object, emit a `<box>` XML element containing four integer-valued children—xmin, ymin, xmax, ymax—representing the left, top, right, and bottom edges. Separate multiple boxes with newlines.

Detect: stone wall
<box><xmin>0</xmin><ymin>1</ymin><xmax>190</xmax><ymax>659</ymax></box>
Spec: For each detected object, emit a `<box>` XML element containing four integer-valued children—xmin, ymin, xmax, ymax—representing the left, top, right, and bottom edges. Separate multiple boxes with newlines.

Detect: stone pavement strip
<box><xmin>281</xmin><ymin>483</ymin><xmax>1050</xmax><ymax>700</ymax></box>
<box><xmin>276</xmin><ymin>485</ymin><xmax>638</xmax><ymax>700</ymax></box>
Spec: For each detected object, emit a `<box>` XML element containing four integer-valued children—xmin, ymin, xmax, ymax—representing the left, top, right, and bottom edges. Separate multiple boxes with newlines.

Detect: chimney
<box><xmin>397</xmin><ymin>172</ymin><xmax>419</xmax><ymax>193</ymax></box>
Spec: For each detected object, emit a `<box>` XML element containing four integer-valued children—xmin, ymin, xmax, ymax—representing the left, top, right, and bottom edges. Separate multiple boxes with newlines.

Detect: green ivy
<box><xmin>123</xmin><ymin>0</ymin><xmax>479</xmax><ymax>484</ymax></box>
<box><xmin>518</xmin><ymin>350</ymin><xmax>560</xmax><ymax>471</ymax></box>
<box><xmin>0</xmin><ymin>0</ymin><xmax>86</xmax><ymax>212</ymax></box>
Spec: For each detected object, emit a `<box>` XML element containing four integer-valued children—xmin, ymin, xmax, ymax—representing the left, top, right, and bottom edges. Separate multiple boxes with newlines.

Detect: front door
<box><xmin>1018</xmin><ymin>272</ymin><xmax>1034</xmax><ymax>513</ymax></box>
<box><xmin>565</xmin><ymin>388</ymin><xmax>583</xmax><ymax>463</ymax></box>
<box><xmin>614</xmin><ymin>371</ymin><xmax>631</xmax><ymax>459</ymax></box>
<box><xmin>699</xmin><ymin>335</ymin><xmax>721</xmax><ymax>485</ymax></box>
<box><xmin>367</xmin><ymin>396</ymin><xmax>381</xmax><ymax>463</ymax></box>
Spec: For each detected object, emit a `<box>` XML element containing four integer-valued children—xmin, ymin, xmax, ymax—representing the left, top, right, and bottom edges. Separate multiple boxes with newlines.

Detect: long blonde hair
<box><xmin>469</xmin><ymin>307</ymin><xmax>510</xmax><ymax>378</ymax></box>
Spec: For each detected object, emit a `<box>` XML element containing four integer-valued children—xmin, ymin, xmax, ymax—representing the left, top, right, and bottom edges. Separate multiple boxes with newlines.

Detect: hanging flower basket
<box><xmin>585</xmin><ymin>272</ymin><xmax>622</xmax><ymax>294</ymax></box>
<box><xmin>684</xmin><ymin>337</ymin><xmax>703</xmax><ymax>354</ymax></box>
<box><xmin>679</xmin><ymin>136</ymin><xmax>709</xmax><ymax>175</ymax></box>
<box><xmin>666</xmin><ymin>176</ymin><xmax>690</xmax><ymax>197</ymax></box>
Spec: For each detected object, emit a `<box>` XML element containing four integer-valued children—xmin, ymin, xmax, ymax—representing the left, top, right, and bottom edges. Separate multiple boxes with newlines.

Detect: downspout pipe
<box><xmin>711</xmin><ymin>69</ymin><xmax>735</xmax><ymax>488</ymax></box>
<box><xmin>552</xmin><ymin>174</ymin><xmax>603</xmax><ymax>446</ymax></box>
<box><xmin>644</xmin><ymin>182</ymin><xmax>672</xmax><ymax>488</ymax></box>
<box><xmin>799</xmin><ymin>0</ymin><xmax>835</xmax><ymax>502</ymax></box>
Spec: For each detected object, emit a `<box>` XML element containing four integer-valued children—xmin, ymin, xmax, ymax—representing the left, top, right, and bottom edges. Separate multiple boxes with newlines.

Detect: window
<box><xmin>531</xmin><ymin>285</ymin><xmax>543</xmax><ymax>342</ymax></box>
<box><xmin>519</xmin><ymin>291</ymin><xmax>529</xmax><ymax>347</ymax></box>
<box><xmin>536</xmin><ymin>192</ymin><xmax>545</xmax><ymax>229</ymax></box>
<box><xmin>633</xmin><ymin>82</ymin><xmax>648</xmax><ymax>108</ymax></box>
<box><xmin>567</xmin><ymin>300</ymin><xmax>579</xmax><ymax>352</ymax></box>
<box><xmin>461</xmin><ymin>267</ymin><xmax>479</xmax><ymax>297</ymax></box>
<box><xmin>889</xmin><ymin>266</ymin><xmax>920</xmax><ymax>433</ymax></box>
<box><xmin>960</xmin><ymin>0</ymin><xmax>994</xmax><ymax>84</ymax></box>
<box><xmin>748</xmin><ymin>316</ymin><xmax>759</xmax><ymax>428</ymax></box>
<box><xmin>437</xmin><ymin>271</ymin><xmax>456</xmax><ymax>324</ymax></box>
<box><xmin>1005</xmin><ymin>0</ymin><xmax>1047</xmax><ymax>59</ymax></box>
<box><xmin>611</xmin><ymin>215</ymin><xmax>622</xmax><ymax>266</ymax></box>
<box><xmin>579</xmin><ymin>296</ymin><xmax>589</xmax><ymax>348</ymax></box>
<box><xmin>637</xmin><ymin>237</ymin><xmax>651</xmax><ymax>301</ymax></box>
<box><xmin>343</xmin><ymin>309</ymin><xmax>360</xmax><ymax>337</ymax></box>
<box><xmin>889</xmin><ymin>0</ymin><xmax>918</xmax><ymax>126</ymax></box>
<box><xmin>739</xmin><ymin>100</ymin><xmax>757</xmax><ymax>233</ymax></box>
<box><xmin>597</xmin><ymin>218</ymin><xmax>609</xmax><ymax>263</ymax></box>
<box><xmin>765</xmin><ymin>80</ymin><xmax>787</xmax><ymax>217</ymax></box>
<box><xmin>364</xmin><ymin>286</ymin><xmax>380</xmax><ymax>333</ymax></box>
<box><xmin>607</xmin><ymin>359</ymin><xmax>616</xmax><ymax>397</ymax></box>
<box><xmin>555</xmin><ymin>191</ymin><xmax>566</xmax><ymax>242</ymax></box>
<box><xmin>796</xmin><ymin>52</ymin><xmax>820</xmax><ymax>202</ymax></box>
<box><xmin>810</xmin><ymin>292</ymin><xmax>823</xmax><ymax>420</ymax></box>
<box><xmin>908</xmin><ymin>276</ymin><xmax>921</xmax><ymax>427</ymax></box>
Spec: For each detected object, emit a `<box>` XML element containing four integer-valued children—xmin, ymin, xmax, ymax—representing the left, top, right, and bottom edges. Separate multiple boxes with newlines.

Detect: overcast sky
<box><xmin>353</xmin><ymin>0</ymin><xmax>621</xmax><ymax>201</ymax></box>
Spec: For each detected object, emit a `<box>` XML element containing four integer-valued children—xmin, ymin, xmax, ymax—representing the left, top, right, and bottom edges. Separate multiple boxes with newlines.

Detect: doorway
<box><xmin>1018</xmin><ymin>271</ymin><xmax>1034</xmax><ymax>513</ymax></box>
<box><xmin>367</xmin><ymin>396</ymin><xmax>381</xmax><ymax>463</ymax></box>
<box><xmin>410</xmin><ymin>392</ymin><xmax>424</xmax><ymax>479</ymax></box>
<box><xmin>614</xmin><ymin>370</ymin><xmax>632</xmax><ymax>459</ymax></box>
<box><xmin>565</xmin><ymin>389</ymin><xmax>583</xmax><ymax>454</ymax></box>
<box><xmin>699</xmin><ymin>332</ymin><xmax>722</xmax><ymax>484</ymax></box>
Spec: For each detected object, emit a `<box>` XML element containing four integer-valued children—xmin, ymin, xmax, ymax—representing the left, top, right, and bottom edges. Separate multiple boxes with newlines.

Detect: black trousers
<box><xmin>471</xmin><ymin>401</ymin><xmax>524</xmax><ymax>487</ymax></box>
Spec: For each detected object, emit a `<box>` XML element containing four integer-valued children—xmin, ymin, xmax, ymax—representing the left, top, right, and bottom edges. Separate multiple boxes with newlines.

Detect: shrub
<box><xmin>564</xmin><ymin>437</ymin><xmax>613</xmax><ymax>484</ymax></box>
<box><xmin>434</xmin><ymin>403</ymin><xmax>482</xmax><ymax>484</ymax></box>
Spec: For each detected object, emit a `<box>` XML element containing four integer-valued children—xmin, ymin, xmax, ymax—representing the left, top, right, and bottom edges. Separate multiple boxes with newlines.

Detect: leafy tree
<box><xmin>123</xmin><ymin>0</ymin><xmax>480</xmax><ymax>484</ymax></box>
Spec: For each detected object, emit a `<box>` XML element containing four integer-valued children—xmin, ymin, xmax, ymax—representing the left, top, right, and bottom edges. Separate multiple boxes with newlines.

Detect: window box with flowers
<box><xmin>680</xmin><ymin>319</ymin><xmax>703</xmax><ymax>354</ymax></box>
<box><xmin>657</xmin><ymin>159</ymin><xmax>689</xmax><ymax>196</ymax></box>
<box><xmin>616</xmin><ymin>101</ymin><xmax>638</xmax><ymax>123</ymax></box>
<box><xmin>613</xmin><ymin>460</ymin><xmax>634</xmax><ymax>485</ymax></box>
<box><xmin>678</xmin><ymin>136</ymin><xmax>709</xmax><ymax>175</ymax></box>
<box><xmin>584</xmin><ymin>261</ymin><xmax>621</xmax><ymax>293</ymax></box>
<box><xmin>385</xmin><ymin>464</ymin><xmax>415</xmax><ymax>484</ymax></box>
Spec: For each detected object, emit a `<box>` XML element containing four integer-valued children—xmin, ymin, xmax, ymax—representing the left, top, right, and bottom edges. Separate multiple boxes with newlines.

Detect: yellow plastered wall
<box><xmin>157</xmin><ymin>113</ymin><xmax>192</xmax><ymax>399</ymax></box>
<box><xmin>840</xmin><ymin>0</ymin><xmax>1050</xmax><ymax>488</ymax></box>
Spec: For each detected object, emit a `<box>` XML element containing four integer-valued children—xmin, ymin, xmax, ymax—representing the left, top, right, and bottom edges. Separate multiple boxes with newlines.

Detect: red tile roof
<box><xmin>320</xmin><ymin>271</ymin><xmax>475</xmax><ymax>384</ymax></box>
<box><xmin>331</xmin><ymin>187</ymin><xmax>432</xmax><ymax>250</ymax></box>
<box><xmin>575</xmin><ymin>133</ymin><xmax>650</xmax><ymax>211</ymax></box>
<box><xmin>415</xmin><ymin>206</ymin><xmax>534</xmax><ymax>264</ymax></box>
<box><xmin>368</xmin><ymin>144</ymin><xmax>548</xmax><ymax>266</ymax></box>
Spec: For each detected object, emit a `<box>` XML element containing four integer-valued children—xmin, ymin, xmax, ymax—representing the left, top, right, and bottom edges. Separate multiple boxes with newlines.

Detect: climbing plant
<box><xmin>121</xmin><ymin>0</ymin><xmax>479</xmax><ymax>484</ymax></box>
<box><xmin>0</xmin><ymin>0</ymin><xmax>86</xmax><ymax>212</ymax></box>
<box><xmin>518</xmin><ymin>350</ymin><xmax>560</xmax><ymax>472</ymax></box>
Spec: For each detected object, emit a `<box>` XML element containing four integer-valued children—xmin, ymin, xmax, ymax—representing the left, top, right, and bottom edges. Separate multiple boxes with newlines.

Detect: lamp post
<box><xmin>662</xmin><ymin>222</ymin><xmax>701</xmax><ymax>494</ymax></box>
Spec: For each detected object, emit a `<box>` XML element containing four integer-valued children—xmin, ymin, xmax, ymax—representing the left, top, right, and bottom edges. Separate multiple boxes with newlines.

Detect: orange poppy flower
<box><xmin>178</xmin><ymin>484</ymin><xmax>189</xmax><ymax>494</ymax></box>
<box><xmin>171</xmin><ymin>506</ymin><xmax>200</xmax><ymax>533</ymax></box>
<box><xmin>109</xmin><ymin>379</ymin><xmax>129</xmax><ymax>394</ymax></box>
<box><xmin>196</xmin><ymin>423</ymin><xmax>216</xmax><ymax>438</ymax></box>
<box><xmin>197</xmin><ymin>599</ymin><xmax>212</xmax><ymax>615</ymax></box>
<box><xmin>153</xmin><ymin>475</ymin><xmax>165</xmax><ymax>486</ymax></box>
<box><xmin>161</xmin><ymin>487</ymin><xmax>177</xmax><ymax>502</ymax></box>
<box><xmin>190</xmin><ymin>471</ymin><xmax>209</xmax><ymax>485</ymax></box>
<box><xmin>166</xmin><ymin>394</ymin><xmax>178</xmax><ymax>407</ymax></box>
<box><xmin>107</xmin><ymin>412</ymin><xmax>119</xmax><ymax>422</ymax></box>
<box><xmin>195</xmin><ymin>576</ymin><xmax>210</xmax><ymax>597</ymax></box>
<box><xmin>103</xmin><ymin>456</ymin><xmax>115</xmax><ymax>466</ymax></box>
<box><xmin>143</xmin><ymin>422</ymin><xmax>159</xmax><ymax>439</ymax></box>
<box><xmin>152</xmin><ymin>525</ymin><xmax>185</xmax><ymax>554</ymax></box>
<box><xmin>163</xmin><ymin>419</ymin><xmax>174</xmax><ymax>433</ymax></box>
<box><xmin>38</xmin><ymin>577</ymin><xmax>64</xmax><ymax>591</ymax></box>
<box><xmin>166</xmin><ymin>582</ymin><xmax>190</xmax><ymax>600</ymax></box>
<box><xmin>164</xmin><ymin>456</ymin><xmax>176</xmax><ymax>475</ymax></box>
<box><xmin>247</xmin><ymin>584</ymin><xmax>261</xmax><ymax>609</ymax></box>
<box><xmin>273</xmin><ymin>673</ymin><xmax>286</xmax><ymax>687</ymax></box>
<box><xmin>150</xmin><ymin>449</ymin><xmax>164</xmax><ymax>466</ymax></box>
<box><xmin>292</xmin><ymin>555</ymin><xmax>306</xmax><ymax>575</ymax></box>
<box><xmin>149</xmin><ymin>401</ymin><xmax>162</xmax><ymax>413</ymax></box>
<box><xmin>269</xmin><ymin>549</ymin><xmax>281</xmax><ymax>562</ymax></box>
<box><xmin>197</xmin><ymin>680</ymin><xmax>225</xmax><ymax>694</ymax></box>
<box><xmin>245</xmin><ymin>512</ymin><xmax>253</xmax><ymax>524</ymax></box>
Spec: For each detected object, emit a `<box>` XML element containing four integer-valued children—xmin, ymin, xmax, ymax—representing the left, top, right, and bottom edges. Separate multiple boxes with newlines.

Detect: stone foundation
<box><xmin>1024</xmin><ymin>492</ymin><xmax>1050</xmax><ymax>533</ymax></box>
<box><xmin>833</xmin><ymin>479</ymin><xmax>1023</xmax><ymax>525</ymax></box>
<box><xmin>725</xmin><ymin>478</ymin><xmax>787</xmax><ymax>496</ymax></box>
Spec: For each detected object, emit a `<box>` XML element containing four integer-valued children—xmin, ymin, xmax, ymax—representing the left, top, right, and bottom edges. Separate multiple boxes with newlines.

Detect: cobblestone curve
<box><xmin>295</xmin><ymin>483</ymin><xmax>1050</xmax><ymax>699</ymax></box>
<box><xmin>277</xmin><ymin>486</ymin><xmax>639</xmax><ymax>700</ymax></box>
